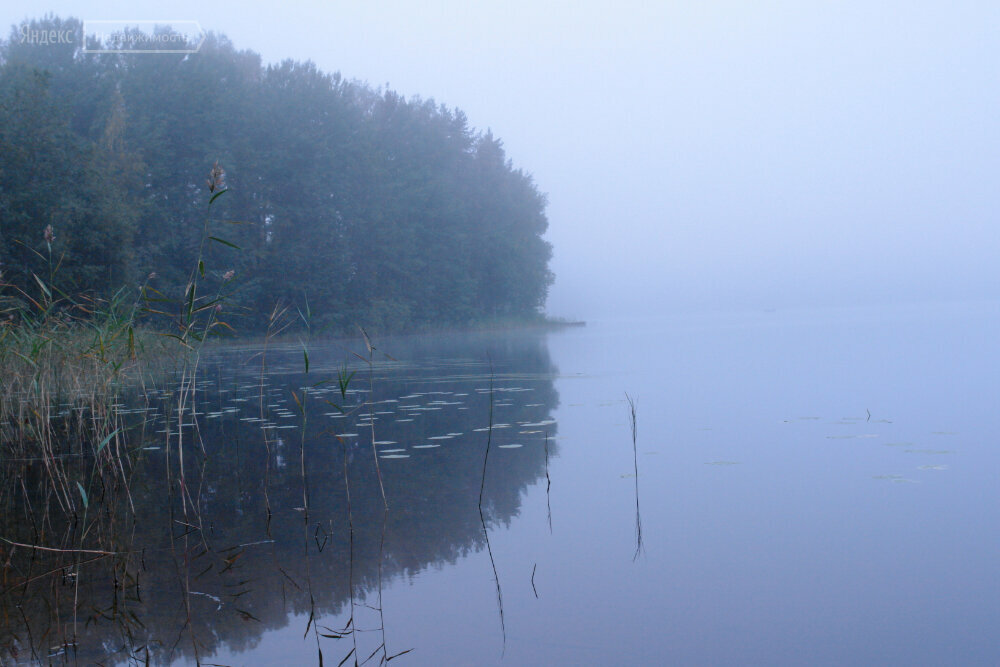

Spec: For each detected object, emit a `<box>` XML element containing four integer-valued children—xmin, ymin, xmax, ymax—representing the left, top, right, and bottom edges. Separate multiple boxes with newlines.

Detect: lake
<box><xmin>2</xmin><ymin>300</ymin><xmax>999</xmax><ymax>665</ymax></box>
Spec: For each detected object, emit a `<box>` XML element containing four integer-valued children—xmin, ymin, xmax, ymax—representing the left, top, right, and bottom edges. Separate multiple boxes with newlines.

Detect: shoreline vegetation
<box><xmin>0</xmin><ymin>229</ymin><xmax>577</xmax><ymax>459</ymax></box>
<box><xmin>1</xmin><ymin>16</ymin><xmax>555</xmax><ymax>336</ymax></box>
<box><xmin>0</xmin><ymin>15</ymin><xmax>572</xmax><ymax>666</ymax></box>
<box><xmin>0</xmin><ymin>151</ymin><xmax>567</xmax><ymax>662</ymax></box>
<box><xmin>0</xmin><ymin>14</ymin><xmax>569</xmax><ymax>456</ymax></box>
<box><xmin>0</xmin><ymin>149</ymin><xmax>568</xmax><ymax>657</ymax></box>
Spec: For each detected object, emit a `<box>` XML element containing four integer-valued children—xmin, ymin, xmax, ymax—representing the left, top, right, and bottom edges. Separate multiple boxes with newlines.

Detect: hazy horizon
<box><xmin>6</xmin><ymin>2</ymin><xmax>998</xmax><ymax>321</ymax></box>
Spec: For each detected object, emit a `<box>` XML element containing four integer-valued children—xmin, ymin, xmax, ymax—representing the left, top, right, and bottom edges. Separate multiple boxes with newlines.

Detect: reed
<box><xmin>625</xmin><ymin>392</ymin><xmax>643</xmax><ymax>560</ymax></box>
<box><xmin>0</xmin><ymin>234</ymin><xmax>167</xmax><ymax>520</ymax></box>
<box><xmin>0</xmin><ymin>281</ymin><xmax>146</xmax><ymax>453</ymax></box>
<box><xmin>478</xmin><ymin>361</ymin><xmax>506</xmax><ymax>655</ymax></box>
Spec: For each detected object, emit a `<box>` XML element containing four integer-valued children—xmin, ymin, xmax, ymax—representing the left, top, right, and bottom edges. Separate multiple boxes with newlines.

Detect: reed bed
<box><xmin>0</xmin><ymin>162</ymin><xmax>229</xmax><ymax>505</ymax></box>
<box><xmin>3</xmin><ymin>301</ymin><xmax>134</xmax><ymax>481</ymax></box>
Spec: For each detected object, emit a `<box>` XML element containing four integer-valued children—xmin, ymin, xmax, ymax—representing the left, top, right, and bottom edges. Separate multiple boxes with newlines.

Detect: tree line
<box><xmin>0</xmin><ymin>17</ymin><xmax>553</xmax><ymax>333</ymax></box>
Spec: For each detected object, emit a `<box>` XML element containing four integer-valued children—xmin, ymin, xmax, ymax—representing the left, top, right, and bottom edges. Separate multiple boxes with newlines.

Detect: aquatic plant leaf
<box><xmin>387</xmin><ymin>648</ymin><xmax>414</xmax><ymax>661</ymax></box>
<box><xmin>208</xmin><ymin>235</ymin><xmax>240</xmax><ymax>249</ymax></box>
<box><xmin>185</xmin><ymin>282</ymin><xmax>195</xmax><ymax>320</ymax></box>
<box><xmin>337</xmin><ymin>364</ymin><xmax>355</xmax><ymax>400</ymax></box>
<box><xmin>77</xmin><ymin>482</ymin><xmax>88</xmax><ymax>509</ymax></box>
<box><xmin>11</xmin><ymin>350</ymin><xmax>37</xmax><ymax>368</ymax></box>
<box><xmin>336</xmin><ymin>648</ymin><xmax>355</xmax><ymax>667</ymax></box>
<box><xmin>192</xmin><ymin>297</ymin><xmax>225</xmax><ymax>313</ymax></box>
<box><xmin>96</xmin><ymin>429</ymin><xmax>119</xmax><ymax>455</ymax></box>
<box><xmin>358</xmin><ymin>325</ymin><xmax>374</xmax><ymax>353</ymax></box>
<box><xmin>156</xmin><ymin>332</ymin><xmax>194</xmax><ymax>349</ymax></box>
<box><xmin>32</xmin><ymin>273</ymin><xmax>51</xmax><ymax>298</ymax></box>
<box><xmin>363</xmin><ymin>644</ymin><xmax>384</xmax><ymax>664</ymax></box>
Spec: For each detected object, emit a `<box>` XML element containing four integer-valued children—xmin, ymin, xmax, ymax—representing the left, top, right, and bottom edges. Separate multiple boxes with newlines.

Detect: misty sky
<box><xmin>6</xmin><ymin>2</ymin><xmax>999</xmax><ymax>319</ymax></box>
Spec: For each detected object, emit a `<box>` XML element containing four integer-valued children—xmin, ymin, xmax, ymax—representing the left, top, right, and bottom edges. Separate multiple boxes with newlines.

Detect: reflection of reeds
<box><xmin>340</xmin><ymin>427</ymin><xmax>360</xmax><ymax>666</ymax></box>
<box><xmin>1</xmin><ymin>164</ymin><xmax>341</xmax><ymax>663</ymax></box>
<box><xmin>0</xmin><ymin>245</ymin><xmax>167</xmax><ymax>659</ymax></box>
<box><xmin>545</xmin><ymin>429</ymin><xmax>552</xmax><ymax>533</ymax></box>
<box><xmin>359</xmin><ymin>326</ymin><xmax>391</xmax><ymax>665</ymax></box>
<box><xmin>626</xmin><ymin>392</ymin><xmax>643</xmax><ymax>560</ymax></box>
<box><xmin>358</xmin><ymin>325</ymin><xmax>387</xmax><ymax>509</ymax></box>
<box><xmin>0</xmin><ymin>276</ymin><xmax>151</xmax><ymax>510</ymax></box>
<box><xmin>327</xmin><ymin>328</ymin><xmax>408</xmax><ymax>666</ymax></box>
<box><xmin>2</xmin><ymin>267</ymin><xmax>556</xmax><ymax>664</ymax></box>
<box><xmin>478</xmin><ymin>361</ymin><xmax>506</xmax><ymax>653</ymax></box>
<box><xmin>292</xmin><ymin>344</ymin><xmax>328</xmax><ymax>664</ymax></box>
<box><xmin>256</xmin><ymin>302</ymin><xmax>295</xmax><ymax>525</ymax></box>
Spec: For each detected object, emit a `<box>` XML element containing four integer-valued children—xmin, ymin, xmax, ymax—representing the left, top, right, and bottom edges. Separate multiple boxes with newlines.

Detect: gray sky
<box><xmin>6</xmin><ymin>1</ymin><xmax>1000</xmax><ymax>319</ymax></box>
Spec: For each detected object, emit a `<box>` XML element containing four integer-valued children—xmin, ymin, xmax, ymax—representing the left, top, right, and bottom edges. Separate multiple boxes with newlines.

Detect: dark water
<box><xmin>3</xmin><ymin>301</ymin><xmax>1000</xmax><ymax>665</ymax></box>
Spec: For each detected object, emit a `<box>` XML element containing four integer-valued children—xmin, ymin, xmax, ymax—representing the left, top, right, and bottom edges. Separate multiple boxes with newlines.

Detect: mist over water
<box><xmin>2</xmin><ymin>299</ymin><xmax>997</xmax><ymax>664</ymax></box>
<box><xmin>208</xmin><ymin>301</ymin><xmax>998</xmax><ymax>665</ymax></box>
<box><xmin>2</xmin><ymin>2</ymin><xmax>999</xmax><ymax>664</ymax></box>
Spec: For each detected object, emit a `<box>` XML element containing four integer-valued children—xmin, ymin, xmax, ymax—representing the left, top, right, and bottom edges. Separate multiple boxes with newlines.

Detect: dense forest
<box><xmin>0</xmin><ymin>16</ymin><xmax>553</xmax><ymax>334</ymax></box>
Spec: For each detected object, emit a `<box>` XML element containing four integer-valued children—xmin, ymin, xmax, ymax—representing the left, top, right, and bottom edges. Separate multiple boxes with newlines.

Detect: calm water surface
<box><xmin>4</xmin><ymin>300</ymin><xmax>999</xmax><ymax>665</ymax></box>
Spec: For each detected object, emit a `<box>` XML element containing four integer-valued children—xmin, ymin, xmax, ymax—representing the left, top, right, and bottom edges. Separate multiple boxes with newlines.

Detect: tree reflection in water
<box><xmin>0</xmin><ymin>330</ymin><xmax>559</xmax><ymax>665</ymax></box>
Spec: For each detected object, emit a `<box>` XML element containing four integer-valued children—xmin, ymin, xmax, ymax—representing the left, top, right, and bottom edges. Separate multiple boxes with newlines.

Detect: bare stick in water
<box><xmin>625</xmin><ymin>392</ymin><xmax>643</xmax><ymax>560</ymax></box>
<box><xmin>544</xmin><ymin>429</ymin><xmax>552</xmax><ymax>533</ymax></box>
<box><xmin>478</xmin><ymin>360</ymin><xmax>506</xmax><ymax>654</ymax></box>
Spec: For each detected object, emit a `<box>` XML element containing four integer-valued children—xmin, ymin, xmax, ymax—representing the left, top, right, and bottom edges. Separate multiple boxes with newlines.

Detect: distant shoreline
<box><xmin>194</xmin><ymin>316</ymin><xmax>587</xmax><ymax>352</ymax></box>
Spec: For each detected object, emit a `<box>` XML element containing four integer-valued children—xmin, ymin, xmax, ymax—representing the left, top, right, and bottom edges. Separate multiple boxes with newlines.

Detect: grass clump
<box><xmin>0</xmin><ymin>161</ymin><xmax>236</xmax><ymax>463</ymax></box>
<box><xmin>0</xmin><ymin>249</ymin><xmax>148</xmax><ymax>461</ymax></box>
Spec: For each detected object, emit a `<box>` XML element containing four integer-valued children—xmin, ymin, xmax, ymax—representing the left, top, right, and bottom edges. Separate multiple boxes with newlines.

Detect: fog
<box><xmin>4</xmin><ymin>6</ymin><xmax>1000</xmax><ymax>663</ymax></box>
<box><xmin>7</xmin><ymin>1</ymin><xmax>999</xmax><ymax>320</ymax></box>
